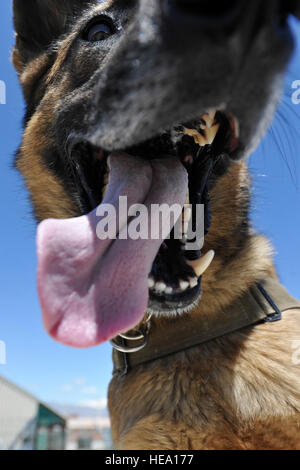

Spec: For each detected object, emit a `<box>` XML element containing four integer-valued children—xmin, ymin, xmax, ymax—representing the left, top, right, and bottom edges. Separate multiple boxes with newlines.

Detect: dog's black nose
<box><xmin>164</xmin><ymin>0</ymin><xmax>244</xmax><ymax>28</ymax></box>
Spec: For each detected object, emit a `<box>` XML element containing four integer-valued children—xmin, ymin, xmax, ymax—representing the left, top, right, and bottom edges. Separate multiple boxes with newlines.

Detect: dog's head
<box><xmin>13</xmin><ymin>1</ymin><xmax>300</xmax><ymax>346</ymax></box>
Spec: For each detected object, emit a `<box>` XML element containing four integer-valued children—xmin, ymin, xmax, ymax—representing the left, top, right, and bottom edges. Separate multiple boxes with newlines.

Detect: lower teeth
<box><xmin>189</xmin><ymin>277</ymin><xmax>198</xmax><ymax>289</ymax></box>
<box><xmin>165</xmin><ymin>287</ymin><xmax>173</xmax><ymax>295</ymax></box>
<box><xmin>148</xmin><ymin>250</ymin><xmax>215</xmax><ymax>296</ymax></box>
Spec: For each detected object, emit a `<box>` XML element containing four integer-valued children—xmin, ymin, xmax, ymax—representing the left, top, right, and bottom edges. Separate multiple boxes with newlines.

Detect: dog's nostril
<box><xmin>165</xmin><ymin>0</ymin><xmax>243</xmax><ymax>27</ymax></box>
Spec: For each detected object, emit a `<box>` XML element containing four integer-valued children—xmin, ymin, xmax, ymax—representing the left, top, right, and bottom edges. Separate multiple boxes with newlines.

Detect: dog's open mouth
<box><xmin>70</xmin><ymin>110</ymin><xmax>239</xmax><ymax>314</ymax></box>
<box><xmin>37</xmin><ymin>110</ymin><xmax>239</xmax><ymax>347</ymax></box>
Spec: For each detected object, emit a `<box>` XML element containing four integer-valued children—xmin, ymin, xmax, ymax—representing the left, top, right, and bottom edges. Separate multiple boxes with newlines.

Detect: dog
<box><xmin>13</xmin><ymin>0</ymin><xmax>300</xmax><ymax>450</ymax></box>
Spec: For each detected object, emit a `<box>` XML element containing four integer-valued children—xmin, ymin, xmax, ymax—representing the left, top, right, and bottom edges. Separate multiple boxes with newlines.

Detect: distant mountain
<box><xmin>48</xmin><ymin>402</ymin><xmax>109</xmax><ymax>419</ymax></box>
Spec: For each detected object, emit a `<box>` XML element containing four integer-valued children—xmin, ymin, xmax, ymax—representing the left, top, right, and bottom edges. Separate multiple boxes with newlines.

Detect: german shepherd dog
<box><xmin>13</xmin><ymin>0</ymin><xmax>300</xmax><ymax>449</ymax></box>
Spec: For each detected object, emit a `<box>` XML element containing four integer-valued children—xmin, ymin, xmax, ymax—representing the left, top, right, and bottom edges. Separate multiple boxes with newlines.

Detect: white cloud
<box><xmin>81</xmin><ymin>386</ymin><xmax>98</xmax><ymax>395</ymax></box>
<box><xmin>80</xmin><ymin>397</ymin><xmax>108</xmax><ymax>409</ymax></box>
<box><xmin>73</xmin><ymin>377</ymin><xmax>87</xmax><ymax>386</ymax></box>
<box><xmin>60</xmin><ymin>384</ymin><xmax>73</xmax><ymax>393</ymax></box>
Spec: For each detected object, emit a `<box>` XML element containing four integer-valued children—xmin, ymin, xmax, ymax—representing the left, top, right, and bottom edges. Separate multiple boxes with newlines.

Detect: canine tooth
<box><xmin>202</xmin><ymin>110</ymin><xmax>216</xmax><ymax>129</ymax></box>
<box><xmin>187</xmin><ymin>250</ymin><xmax>215</xmax><ymax>278</ymax></box>
<box><xmin>183</xmin><ymin>127</ymin><xmax>206</xmax><ymax>146</ymax></box>
<box><xmin>148</xmin><ymin>278</ymin><xmax>155</xmax><ymax>289</ymax></box>
<box><xmin>155</xmin><ymin>282</ymin><xmax>167</xmax><ymax>293</ymax></box>
<box><xmin>233</xmin><ymin>116</ymin><xmax>240</xmax><ymax>138</ymax></box>
<box><xmin>165</xmin><ymin>287</ymin><xmax>173</xmax><ymax>295</ymax></box>
<box><xmin>206</xmin><ymin>123</ymin><xmax>220</xmax><ymax>145</ymax></box>
<box><xmin>183</xmin><ymin>222</ymin><xmax>189</xmax><ymax>234</ymax></box>
<box><xmin>183</xmin><ymin>207</ymin><xmax>192</xmax><ymax>223</ymax></box>
<box><xmin>179</xmin><ymin>280</ymin><xmax>189</xmax><ymax>291</ymax></box>
<box><xmin>208</xmin><ymin>110</ymin><xmax>217</xmax><ymax>126</ymax></box>
<box><xmin>189</xmin><ymin>277</ymin><xmax>198</xmax><ymax>289</ymax></box>
<box><xmin>184</xmin><ymin>126</ymin><xmax>219</xmax><ymax>147</ymax></box>
<box><xmin>197</xmin><ymin>135</ymin><xmax>209</xmax><ymax>147</ymax></box>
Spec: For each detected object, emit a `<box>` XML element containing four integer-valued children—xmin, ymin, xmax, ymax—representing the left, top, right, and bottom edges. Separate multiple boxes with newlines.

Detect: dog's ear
<box><xmin>13</xmin><ymin>0</ymin><xmax>90</xmax><ymax>67</ymax></box>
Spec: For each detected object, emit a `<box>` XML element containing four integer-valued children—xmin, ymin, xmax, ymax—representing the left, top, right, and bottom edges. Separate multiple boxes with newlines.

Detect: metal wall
<box><xmin>0</xmin><ymin>376</ymin><xmax>38</xmax><ymax>449</ymax></box>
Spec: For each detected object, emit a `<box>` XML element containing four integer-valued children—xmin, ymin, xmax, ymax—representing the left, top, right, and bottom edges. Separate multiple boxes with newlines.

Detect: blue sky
<box><xmin>0</xmin><ymin>3</ymin><xmax>299</xmax><ymax>407</ymax></box>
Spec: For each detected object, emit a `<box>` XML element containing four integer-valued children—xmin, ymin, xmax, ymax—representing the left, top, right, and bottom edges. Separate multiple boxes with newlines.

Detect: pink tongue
<box><xmin>37</xmin><ymin>153</ymin><xmax>188</xmax><ymax>347</ymax></box>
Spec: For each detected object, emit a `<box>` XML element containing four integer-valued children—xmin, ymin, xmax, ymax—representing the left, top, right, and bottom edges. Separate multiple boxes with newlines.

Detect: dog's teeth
<box><xmin>180</xmin><ymin>226</ymin><xmax>188</xmax><ymax>241</ymax></box>
<box><xmin>189</xmin><ymin>277</ymin><xmax>198</xmax><ymax>289</ymax></box>
<box><xmin>186</xmin><ymin>191</ymin><xmax>190</xmax><ymax>205</ymax></box>
<box><xmin>198</xmin><ymin>135</ymin><xmax>209</xmax><ymax>146</ymax></box>
<box><xmin>208</xmin><ymin>110</ymin><xmax>217</xmax><ymax>127</ymax></box>
<box><xmin>183</xmin><ymin>222</ymin><xmax>189</xmax><ymax>234</ymax></box>
<box><xmin>165</xmin><ymin>287</ymin><xmax>173</xmax><ymax>295</ymax></box>
<box><xmin>183</xmin><ymin>127</ymin><xmax>204</xmax><ymax>146</ymax></box>
<box><xmin>183</xmin><ymin>207</ymin><xmax>192</xmax><ymax>223</ymax></box>
<box><xmin>155</xmin><ymin>282</ymin><xmax>167</xmax><ymax>293</ymax></box>
<box><xmin>187</xmin><ymin>250</ymin><xmax>215</xmax><ymax>278</ymax></box>
<box><xmin>148</xmin><ymin>278</ymin><xmax>155</xmax><ymax>289</ymax></box>
<box><xmin>183</xmin><ymin>124</ymin><xmax>219</xmax><ymax>147</ymax></box>
<box><xmin>179</xmin><ymin>280</ymin><xmax>190</xmax><ymax>291</ymax></box>
<box><xmin>233</xmin><ymin>116</ymin><xmax>240</xmax><ymax>138</ymax></box>
<box><xmin>206</xmin><ymin>123</ymin><xmax>220</xmax><ymax>145</ymax></box>
<box><xmin>202</xmin><ymin>110</ymin><xmax>217</xmax><ymax>129</ymax></box>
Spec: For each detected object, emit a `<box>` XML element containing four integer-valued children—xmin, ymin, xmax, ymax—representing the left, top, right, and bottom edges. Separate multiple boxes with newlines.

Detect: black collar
<box><xmin>112</xmin><ymin>277</ymin><xmax>300</xmax><ymax>376</ymax></box>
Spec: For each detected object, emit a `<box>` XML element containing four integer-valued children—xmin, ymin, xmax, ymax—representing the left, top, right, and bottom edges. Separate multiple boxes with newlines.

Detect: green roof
<box><xmin>37</xmin><ymin>404</ymin><xmax>66</xmax><ymax>427</ymax></box>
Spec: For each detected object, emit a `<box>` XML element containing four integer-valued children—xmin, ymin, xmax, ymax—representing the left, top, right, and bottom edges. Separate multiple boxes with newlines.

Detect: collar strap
<box><xmin>112</xmin><ymin>278</ymin><xmax>300</xmax><ymax>376</ymax></box>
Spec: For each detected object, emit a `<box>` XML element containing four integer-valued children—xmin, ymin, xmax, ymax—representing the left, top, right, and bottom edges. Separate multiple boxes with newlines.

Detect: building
<box><xmin>50</xmin><ymin>403</ymin><xmax>113</xmax><ymax>450</ymax></box>
<box><xmin>0</xmin><ymin>375</ymin><xmax>66</xmax><ymax>450</ymax></box>
<box><xmin>66</xmin><ymin>415</ymin><xmax>112</xmax><ymax>450</ymax></box>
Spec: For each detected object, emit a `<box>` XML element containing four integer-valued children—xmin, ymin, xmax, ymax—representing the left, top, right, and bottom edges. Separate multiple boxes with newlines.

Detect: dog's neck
<box><xmin>187</xmin><ymin>160</ymin><xmax>275</xmax><ymax>320</ymax></box>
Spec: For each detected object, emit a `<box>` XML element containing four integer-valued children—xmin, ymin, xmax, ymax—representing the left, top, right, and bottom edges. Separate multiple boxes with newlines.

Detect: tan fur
<box><xmin>109</xmin><ymin>164</ymin><xmax>300</xmax><ymax>450</ymax></box>
<box><xmin>14</xmin><ymin>51</ymin><xmax>79</xmax><ymax>221</ymax></box>
<box><xmin>17</xmin><ymin>101</ymin><xmax>78</xmax><ymax>220</ymax></box>
<box><xmin>197</xmin><ymin>162</ymin><xmax>275</xmax><ymax>314</ymax></box>
<box><xmin>109</xmin><ymin>313</ymin><xmax>300</xmax><ymax>450</ymax></box>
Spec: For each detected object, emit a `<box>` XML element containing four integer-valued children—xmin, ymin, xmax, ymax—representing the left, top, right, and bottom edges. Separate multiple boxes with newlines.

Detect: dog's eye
<box><xmin>83</xmin><ymin>18</ymin><xmax>115</xmax><ymax>42</ymax></box>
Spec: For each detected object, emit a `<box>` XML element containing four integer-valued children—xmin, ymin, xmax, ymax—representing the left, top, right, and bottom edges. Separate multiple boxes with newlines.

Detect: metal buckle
<box><xmin>257</xmin><ymin>283</ymin><xmax>282</xmax><ymax>323</ymax></box>
<box><xmin>110</xmin><ymin>314</ymin><xmax>153</xmax><ymax>354</ymax></box>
